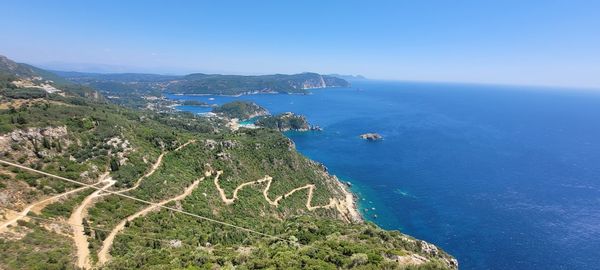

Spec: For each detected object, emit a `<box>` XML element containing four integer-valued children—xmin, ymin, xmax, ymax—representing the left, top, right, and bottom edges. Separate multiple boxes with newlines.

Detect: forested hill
<box><xmin>58</xmin><ymin>70</ymin><xmax>350</xmax><ymax>97</ymax></box>
<box><xmin>0</xmin><ymin>55</ymin><xmax>101</xmax><ymax>101</ymax></box>
<box><xmin>0</xmin><ymin>55</ymin><xmax>456</xmax><ymax>269</ymax></box>
<box><xmin>169</xmin><ymin>72</ymin><xmax>350</xmax><ymax>95</ymax></box>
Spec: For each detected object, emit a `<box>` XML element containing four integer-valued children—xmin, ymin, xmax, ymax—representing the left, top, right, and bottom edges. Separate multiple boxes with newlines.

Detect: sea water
<box><xmin>168</xmin><ymin>81</ymin><xmax>600</xmax><ymax>269</ymax></box>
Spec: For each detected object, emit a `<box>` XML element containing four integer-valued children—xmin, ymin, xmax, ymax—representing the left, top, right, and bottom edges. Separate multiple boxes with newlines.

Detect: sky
<box><xmin>1</xmin><ymin>0</ymin><xmax>600</xmax><ymax>88</ymax></box>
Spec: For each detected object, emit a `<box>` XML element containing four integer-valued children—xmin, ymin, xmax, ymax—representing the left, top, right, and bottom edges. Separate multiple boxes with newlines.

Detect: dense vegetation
<box><xmin>59</xmin><ymin>70</ymin><xmax>350</xmax><ymax>99</ymax></box>
<box><xmin>212</xmin><ymin>101</ymin><xmax>268</xmax><ymax>120</ymax></box>
<box><xmin>54</xmin><ymin>71</ymin><xmax>175</xmax><ymax>108</ymax></box>
<box><xmin>104</xmin><ymin>216</ymin><xmax>454</xmax><ymax>270</ymax></box>
<box><xmin>0</xmin><ymin>55</ymin><xmax>456</xmax><ymax>269</ymax></box>
<box><xmin>255</xmin><ymin>112</ymin><xmax>313</xmax><ymax>131</ymax></box>
<box><xmin>168</xmin><ymin>72</ymin><xmax>350</xmax><ymax>95</ymax></box>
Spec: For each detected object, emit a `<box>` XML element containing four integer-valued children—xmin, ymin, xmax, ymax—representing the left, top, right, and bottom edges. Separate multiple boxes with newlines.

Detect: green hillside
<box><xmin>0</xmin><ymin>55</ymin><xmax>101</xmax><ymax>101</ymax></box>
<box><xmin>169</xmin><ymin>72</ymin><xmax>350</xmax><ymax>95</ymax></box>
<box><xmin>60</xmin><ymin>70</ymin><xmax>350</xmax><ymax>100</ymax></box>
<box><xmin>0</xmin><ymin>56</ymin><xmax>456</xmax><ymax>269</ymax></box>
<box><xmin>212</xmin><ymin>101</ymin><xmax>268</xmax><ymax>120</ymax></box>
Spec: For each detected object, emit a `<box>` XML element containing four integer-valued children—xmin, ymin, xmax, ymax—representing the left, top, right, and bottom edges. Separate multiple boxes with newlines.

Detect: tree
<box><xmin>110</xmin><ymin>158</ymin><xmax>120</xmax><ymax>171</ymax></box>
<box><xmin>42</xmin><ymin>137</ymin><xmax>51</xmax><ymax>149</ymax></box>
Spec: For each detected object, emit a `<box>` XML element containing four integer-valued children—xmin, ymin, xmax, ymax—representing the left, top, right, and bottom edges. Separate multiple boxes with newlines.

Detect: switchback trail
<box><xmin>97</xmin><ymin>175</ymin><xmax>204</xmax><ymax>265</ymax></box>
<box><xmin>0</xmin><ymin>158</ymin><xmax>291</xmax><ymax>246</ymax></box>
<box><xmin>213</xmin><ymin>170</ymin><xmax>335</xmax><ymax>210</ymax></box>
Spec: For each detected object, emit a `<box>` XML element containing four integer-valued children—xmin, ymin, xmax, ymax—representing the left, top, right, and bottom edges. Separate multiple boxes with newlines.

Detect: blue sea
<box><xmin>167</xmin><ymin>81</ymin><xmax>600</xmax><ymax>270</ymax></box>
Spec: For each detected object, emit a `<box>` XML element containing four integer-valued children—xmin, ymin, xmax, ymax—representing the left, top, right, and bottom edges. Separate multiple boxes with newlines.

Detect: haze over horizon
<box><xmin>2</xmin><ymin>0</ymin><xmax>600</xmax><ymax>89</ymax></box>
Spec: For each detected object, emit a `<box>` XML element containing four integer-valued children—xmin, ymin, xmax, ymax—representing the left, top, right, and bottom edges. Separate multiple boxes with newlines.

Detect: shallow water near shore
<box><xmin>168</xmin><ymin>81</ymin><xmax>600</xmax><ymax>270</ymax></box>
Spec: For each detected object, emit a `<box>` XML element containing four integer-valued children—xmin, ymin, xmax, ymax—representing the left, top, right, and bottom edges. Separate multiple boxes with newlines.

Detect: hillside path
<box><xmin>68</xmin><ymin>173</ymin><xmax>115</xmax><ymax>270</ymax></box>
<box><xmin>97</xmin><ymin>176</ymin><xmax>203</xmax><ymax>265</ymax></box>
<box><xmin>213</xmin><ymin>171</ymin><xmax>335</xmax><ymax>210</ymax></box>
<box><xmin>99</xmin><ymin>139</ymin><xmax>195</xmax><ymax>196</ymax></box>
<box><xmin>0</xmin><ymin>176</ymin><xmax>102</xmax><ymax>232</ymax></box>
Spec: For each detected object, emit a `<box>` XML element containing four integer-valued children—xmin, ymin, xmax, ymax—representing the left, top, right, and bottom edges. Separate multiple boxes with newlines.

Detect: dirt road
<box><xmin>68</xmin><ymin>174</ymin><xmax>115</xmax><ymax>270</ymax></box>
<box><xmin>97</xmin><ymin>178</ymin><xmax>202</xmax><ymax>265</ymax></box>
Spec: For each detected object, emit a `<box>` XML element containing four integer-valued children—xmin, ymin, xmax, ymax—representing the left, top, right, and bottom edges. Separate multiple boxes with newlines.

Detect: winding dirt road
<box><xmin>213</xmin><ymin>171</ymin><xmax>335</xmax><ymax>210</ymax></box>
<box><xmin>97</xmin><ymin>176</ymin><xmax>203</xmax><ymax>265</ymax></box>
<box><xmin>281</xmin><ymin>184</ymin><xmax>336</xmax><ymax>210</ymax></box>
<box><xmin>99</xmin><ymin>140</ymin><xmax>196</xmax><ymax>197</ymax></box>
<box><xmin>68</xmin><ymin>174</ymin><xmax>115</xmax><ymax>270</ymax></box>
<box><xmin>102</xmin><ymin>152</ymin><xmax>165</xmax><ymax>196</ymax></box>
<box><xmin>174</xmin><ymin>139</ymin><xmax>196</xmax><ymax>151</ymax></box>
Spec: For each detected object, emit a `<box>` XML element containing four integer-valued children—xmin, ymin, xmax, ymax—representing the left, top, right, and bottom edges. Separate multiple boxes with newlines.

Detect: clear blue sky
<box><xmin>1</xmin><ymin>0</ymin><xmax>599</xmax><ymax>88</ymax></box>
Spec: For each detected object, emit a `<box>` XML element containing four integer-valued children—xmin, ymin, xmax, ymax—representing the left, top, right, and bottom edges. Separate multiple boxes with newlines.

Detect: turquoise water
<box><xmin>168</xmin><ymin>81</ymin><xmax>600</xmax><ymax>270</ymax></box>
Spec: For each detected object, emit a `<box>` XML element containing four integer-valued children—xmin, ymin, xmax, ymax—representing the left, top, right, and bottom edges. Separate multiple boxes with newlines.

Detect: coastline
<box><xmin>164</xmin><ymin>85</ymin><xmax>347</xmax><ymax>99</ymax></box>
<box><xmin>167</xmin><ymin>89</ymin><xmax>364</xmax><ymax>225</ymax></box>
<box><xmin>169</xmin><ymin>92</ymin><xmax>362</xmax><ymax>225</ymax></box>
<box><xmin>332</xmin><ymin>175</ymin><xmax>363</xmax><ymax>223</ymax></box>
<box><xmin>223</xmin><ymin>118</ymin><xmax>363</xmax><ymax>223</ymax></box>
<box><xmin>158</xmin><ymin>88</ymin><xmax>463</xmax><ymax>269</ymax></box>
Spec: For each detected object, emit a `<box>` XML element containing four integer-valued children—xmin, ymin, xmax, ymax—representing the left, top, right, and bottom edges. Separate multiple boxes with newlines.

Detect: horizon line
<box><xmin>15</xmin><ymin>57</ymin><xmax>600</xmax><ymax>92</ymax></box>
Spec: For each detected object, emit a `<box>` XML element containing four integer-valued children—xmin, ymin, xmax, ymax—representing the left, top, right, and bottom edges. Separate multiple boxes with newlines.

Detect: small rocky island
<box><xmin>360</xmin><ymin>133</ymin><xmax>383</xmax><ymax>141</ymax></box>
<box><xmin>255</xmin><ymin>112</ymin><xmax>321</xmax><ymax>131</ymax></box>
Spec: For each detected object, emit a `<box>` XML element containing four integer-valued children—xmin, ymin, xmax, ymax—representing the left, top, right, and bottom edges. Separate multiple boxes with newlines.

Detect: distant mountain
<box><xmin>52</xmin><ymin>70</ymin><xmax>179</xmax><ymax>83</ymax></box>
<box><xmin>0</xmin><ymin>55</ymin><xmax>67</xmax><ymax>83</ymax></box>
<box><xmin>328</xmin><ymin>74</ymin><xmax>367</xmax><ymax>81</ymax></box>
<box><xmin>0</xmin><ymin>55</ymin><xmax>100</xmax><ymax>100</ymax></box>
<box><xmin>36</xmin><ymin>61</ymin><xmax>169</xmax><ymax>74</ymax></box>
<box><xmin>59</xmin><ymin>70</ymin><xmax>351</xmax><ymax>97</ymax></box>
<box><xmin>2</xmin><ymin>57</ymin><xmax>350</xmax><ymax>108</ymax></box>
<box><xmin>169</xmin><ymin>72</ymin><xmax>350</xmax><ymax>95</ymax></box>
<box><xmin>0</xmin><ymin>55</ymin><xmax>37</xmax><ymax>77</ymax></box>
<box><xmin>2</xmin><ymin>54</ymin><xmax>350</xmax><ymax>105</ymax></box>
